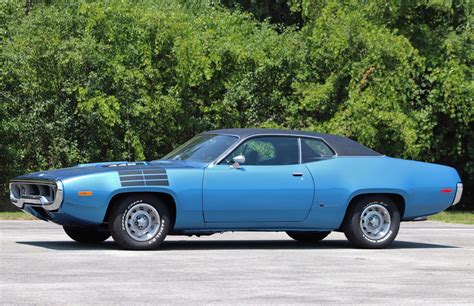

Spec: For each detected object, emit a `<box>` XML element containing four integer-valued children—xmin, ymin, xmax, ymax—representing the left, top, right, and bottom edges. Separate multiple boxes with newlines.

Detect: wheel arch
<box><xmin>340</xmin><ymin>192</ymin><xmax>406</xmax><ymax>229</ymax></box>
<box><xmin>103</xmin><ymin>191</ymin><xmax>177</xmax><ymax>230</ymax></box>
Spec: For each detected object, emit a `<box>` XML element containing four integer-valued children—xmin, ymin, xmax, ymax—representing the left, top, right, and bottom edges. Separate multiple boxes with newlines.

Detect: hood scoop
<box><xmin>75</xmin><ymin>161</ymin><xmax>148</xmax><ymax>168</ymax></box>
<box><xmin>101</xmin><ymin>162</ymin><xmax>148</xmax><ymax>168</ymax></box>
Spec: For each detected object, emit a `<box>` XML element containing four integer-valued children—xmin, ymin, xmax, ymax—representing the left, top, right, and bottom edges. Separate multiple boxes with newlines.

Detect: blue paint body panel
<box><xmin>12</xmin><ymin>138</ymin><xmax>461</xmax><ymax>232</ymax></box>
<box><xmin>203</xmin><ymin>164</ymin><xmax>314</xmax><ymax>222</ymax></box>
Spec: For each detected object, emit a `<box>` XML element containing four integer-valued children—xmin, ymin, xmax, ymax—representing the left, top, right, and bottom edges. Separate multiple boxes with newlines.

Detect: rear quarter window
<box><xmin>301</xmin><ymin>138</ymin><xmax>334</xmax><ymax>163</ymax></box>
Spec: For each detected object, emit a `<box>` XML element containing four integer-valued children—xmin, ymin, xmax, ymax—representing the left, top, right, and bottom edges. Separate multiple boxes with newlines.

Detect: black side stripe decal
<box><xmin>117</xmin><ymin>170</ymin><xmax>142</xmax><ymax>175</ymax></box>
<box><xmin>143</xmin><ymin>169</ymin><xmax>166</xmax><ymax>174</ymax></box>
<box><xmin>121</xmin><ymin>181</ymin><xmax>146</xmax><ymax>187</ymax></box>
<box><xmin>119</xmin><ymin>175</ymin><xmax>143</xmax><ymax>182</ymax></box>
<box><xmin>143</xmin><ymin>174</ymin><xmax>168</xmax><ymax>180</ymax></box>
<box><xmin>145</xmin><ymin>181</ymin><xmax>169</xmax><ymax>186</ymax></box>
<box><xmin>118</xmin><ymin>168</ymin><xmax>169</xmax><ymax>187</ymax></box>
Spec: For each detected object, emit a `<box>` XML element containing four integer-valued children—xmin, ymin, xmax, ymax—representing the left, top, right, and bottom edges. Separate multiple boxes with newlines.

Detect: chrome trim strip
<box><xmin>297</xmin><ymin>137</ymin><xmax>302</xmax><ymax>164</ymax></box>
<box><xmin>9</xmin><ymin>180</ymin><xmax>64</xmax><ymax>211</ymax></box>
<box><xmin>9</xmin><ymin>183</ymin><xmax>21</xmax><ymax>208</ymax></box>
<box><xmin>452</xmin><ymin>183</ymin><xmax>463</xmax><ymax>206</ymax></box>
<box><xmin>10</xmin><ymin>179</ymin><xmax>58</xmax><ymax>185</ymax></box>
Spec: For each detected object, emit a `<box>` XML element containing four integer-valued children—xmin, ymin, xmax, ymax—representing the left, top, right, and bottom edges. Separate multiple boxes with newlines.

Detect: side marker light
<box><xmin>78</xmin><ymin>191</ymin><xmax>93</xmax><ymax>196</ymax></box>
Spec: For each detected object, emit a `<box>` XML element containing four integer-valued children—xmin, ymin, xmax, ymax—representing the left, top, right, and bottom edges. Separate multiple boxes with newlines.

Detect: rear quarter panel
<box><xmin>302</xmin><ymin>156</ymin><xmax>460</xmax><ymax>229</ymax></box>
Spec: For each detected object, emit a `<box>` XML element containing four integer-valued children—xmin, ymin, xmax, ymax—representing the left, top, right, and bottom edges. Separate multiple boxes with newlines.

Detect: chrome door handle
<box><xmin>292</xmin><ymin>172</ymin><xmax>303</xmax><ymax>177</ymax></box>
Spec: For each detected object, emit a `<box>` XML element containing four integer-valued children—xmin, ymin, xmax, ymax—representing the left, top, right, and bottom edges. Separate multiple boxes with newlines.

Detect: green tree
<box><xmin>0</xmin><ymin>0</ymin><xmax>472</xmax><ymax>211</ymax></box>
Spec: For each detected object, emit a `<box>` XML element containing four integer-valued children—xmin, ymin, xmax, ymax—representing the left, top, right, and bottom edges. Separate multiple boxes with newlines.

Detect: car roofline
<box><xmin>202</xmin><ymin>128</ymin><xmax>382</xmax><ymax>162</ymax></box>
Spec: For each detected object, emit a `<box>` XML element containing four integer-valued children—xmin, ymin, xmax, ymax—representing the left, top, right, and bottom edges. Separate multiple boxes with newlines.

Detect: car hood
<box><xmin>13</xmin><ymin>160</ymin><xmax>205</xmax><ymax>181</ymax></box>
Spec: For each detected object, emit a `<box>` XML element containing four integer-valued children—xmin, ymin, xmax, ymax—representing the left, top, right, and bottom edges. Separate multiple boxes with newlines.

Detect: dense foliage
<box><xmin>0</xmin><ymin>0</ymin><xmax>472</xmax><ymax>210</ymax></box>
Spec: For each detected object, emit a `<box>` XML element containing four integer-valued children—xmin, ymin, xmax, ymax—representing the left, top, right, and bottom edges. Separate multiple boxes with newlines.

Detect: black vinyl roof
<box><xmin>204</xmin><ymin>128</ymin><xmax>382</xmax><ymax>157</ymax></box>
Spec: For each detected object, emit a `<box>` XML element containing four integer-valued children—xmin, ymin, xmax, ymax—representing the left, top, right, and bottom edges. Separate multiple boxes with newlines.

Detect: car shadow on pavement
<box><xmin>163</xmin><ymin>239</ymin><xmax>458</xmax><ymax>250</ymax></box>
<box><xmin>16</xmin><ymin>239</ymin><xmax>457</xmax><ymax>251</ymax></box>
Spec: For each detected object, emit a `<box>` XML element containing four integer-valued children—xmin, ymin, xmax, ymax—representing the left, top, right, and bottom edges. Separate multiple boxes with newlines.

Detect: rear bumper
<box><xmin>452</xmin><ymin>183</ymin><xmax>463</xmax><ymax>206</ymax></box>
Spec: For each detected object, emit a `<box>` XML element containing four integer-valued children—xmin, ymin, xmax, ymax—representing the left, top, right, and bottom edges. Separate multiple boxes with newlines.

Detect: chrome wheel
<box><xmin>359</xmin><ymin>204</ymin><xmax>391</xmax><ymax>240</ymax></box>
<box><xmin>125</xmin><ymin>203</ymin><xmax>161</xmax><ymax>242</ymax></box>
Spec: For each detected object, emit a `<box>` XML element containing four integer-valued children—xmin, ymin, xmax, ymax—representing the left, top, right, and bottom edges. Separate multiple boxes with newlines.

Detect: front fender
<box><xmin>58</xmin><ymin>167</ymin><xmax>204</xmax><ymax>228</ymax></box>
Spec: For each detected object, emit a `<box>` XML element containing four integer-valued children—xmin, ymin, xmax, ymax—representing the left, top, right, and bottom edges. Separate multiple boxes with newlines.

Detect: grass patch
<box><xmin>0</xmin><ymin>211</ymin><xmax>37</xmax><ymax>220</ymax></box>
<box><xmin>429</xmin><ymin>211</ymin><xmax>474</xmax><ymax>225</ymax></box>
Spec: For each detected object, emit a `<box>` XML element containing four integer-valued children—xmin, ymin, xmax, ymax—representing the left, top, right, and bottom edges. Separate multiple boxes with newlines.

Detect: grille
<box><xmin>10</xmin><ymin>182</ymin><xmax>56</xmax><ymax>202</ymax></box>
<box><xmin>9</xmin><ymin>180</ymin><xmax>64</xmax><ymax>211</ymax></box>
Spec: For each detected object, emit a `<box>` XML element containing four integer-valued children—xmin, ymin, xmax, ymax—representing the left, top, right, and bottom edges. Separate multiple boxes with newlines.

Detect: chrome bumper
<box><xmin>9</xmin><ymin>180</ymin><xmax>64</xmax><ymax>211</ymax></box>
<box><xmin>452</xmin><ymin>183</ymin><xmax>463</xmax><ymax>206</ymax></box>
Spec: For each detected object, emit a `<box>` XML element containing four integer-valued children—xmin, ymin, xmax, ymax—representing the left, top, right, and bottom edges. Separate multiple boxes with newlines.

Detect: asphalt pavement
<box><xmin>1</xmin><ymin>220</ymin><xmax>473</xmax><ymax>304</ymax></box>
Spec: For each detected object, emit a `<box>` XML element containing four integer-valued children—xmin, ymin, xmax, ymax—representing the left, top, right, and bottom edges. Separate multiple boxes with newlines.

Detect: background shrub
<box><xmin>1</xmin><ymin>0</ymin><xmax>472</xmax><ymax>210</ymax></box>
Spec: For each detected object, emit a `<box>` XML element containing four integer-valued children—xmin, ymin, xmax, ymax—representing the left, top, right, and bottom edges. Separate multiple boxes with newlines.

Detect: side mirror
<box><xmin>231</xmin><ymin>155</ymin><xmax>245</xmax><ymax>169</ymax></box>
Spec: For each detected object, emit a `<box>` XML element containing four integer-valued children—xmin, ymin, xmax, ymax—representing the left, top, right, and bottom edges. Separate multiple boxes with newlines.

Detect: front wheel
<box><xmin>343</xmin><ymin>196</ymin><xmax>400</xmax><ymax>249</ymax></box>
<box><xmin>286</xmin><ymin>231</ymin><xmax>330</xmax><ymax>243</ymax></box>
<box><xmin>63</xmin><ymin>226</ymin><xmax>110</xmax><ymax>244</ymax></box>
<box><xmin>108</xmin><ymin>195</ymin><xmax>170</xmax><ymax>250</ymax></box>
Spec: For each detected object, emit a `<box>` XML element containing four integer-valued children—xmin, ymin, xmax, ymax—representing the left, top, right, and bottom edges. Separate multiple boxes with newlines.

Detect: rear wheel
<box><xmin>108</xmin><ymin>195</ymin><xmax>170</xmax><ymax>250</ymax></box>
<box><xmin>286</xmin><ymin>231</ymin><xmax>330</xmax><ymax>243</ymax></box>
<box><xmin>343</xmin><ymin>196</ymin><xmax>400</xmax><ymax>249</ymax></box>
<box><xmin>63</xmin><ymin>226</ymin><xmax>110</xmax><ymax>244</ymax></box>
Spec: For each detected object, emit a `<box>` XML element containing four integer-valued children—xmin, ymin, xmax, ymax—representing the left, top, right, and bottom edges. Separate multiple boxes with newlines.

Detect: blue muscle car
<box><xmin>10</xmin><ymin>128</ymin><xmax>463</xmax><ymax>249</ymax></box>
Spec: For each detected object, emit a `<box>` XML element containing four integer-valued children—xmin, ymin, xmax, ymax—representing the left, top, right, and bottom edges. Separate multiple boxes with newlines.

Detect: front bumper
<box><xmin>9</xmin><ymin>180</ymin><xmax>64</xmax><ymax>211</ymax></box>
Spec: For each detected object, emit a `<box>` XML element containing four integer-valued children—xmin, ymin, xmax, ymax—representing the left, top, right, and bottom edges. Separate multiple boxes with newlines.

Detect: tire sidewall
<box><xmin>110</xmin><ymin>196</ymin><xmax>170</xmax><ymax>250</ymax></box>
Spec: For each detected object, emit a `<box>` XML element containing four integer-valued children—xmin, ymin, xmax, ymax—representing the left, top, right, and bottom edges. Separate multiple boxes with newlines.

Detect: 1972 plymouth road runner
<box><xmin>10</xmin><ymin>128</ymin><xmax>463</xmax><ymax>249</ymax></box>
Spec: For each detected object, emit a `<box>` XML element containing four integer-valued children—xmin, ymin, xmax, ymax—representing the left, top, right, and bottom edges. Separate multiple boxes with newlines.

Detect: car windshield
<box><xmin>161</xmin><ymin>134</ymin><xmax>238</xmax><ymax>163</ymax></box>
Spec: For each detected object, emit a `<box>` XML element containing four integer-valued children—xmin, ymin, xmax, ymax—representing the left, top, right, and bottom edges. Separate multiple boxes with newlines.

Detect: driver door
<box><xmin>203</xmin><ymin>136</ymin><xmax>314</xmax><ymax>223</ymax></box>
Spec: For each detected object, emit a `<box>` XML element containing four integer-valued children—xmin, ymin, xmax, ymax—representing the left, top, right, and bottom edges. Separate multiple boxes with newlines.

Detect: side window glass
<box><xmin>245</xmin><ymin>140</ymin><xmax>275</xmax><ymax>162</ymax></box>
<box><xmin>301</xmin><ymin>138</ymin><xmax>334</xmax><ymax>163</ymax></box>
<box><xmin>226</xmin><ymin>137</ymin><xmax>299</xmax><ymax>165</ymax></box>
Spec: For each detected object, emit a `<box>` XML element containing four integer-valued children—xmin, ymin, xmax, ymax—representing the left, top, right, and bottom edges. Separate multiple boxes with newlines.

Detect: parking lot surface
<box><xmin>1</xmin><ymin>220</ymin><xmax>473</xmax><ymax>304</ymax></box>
